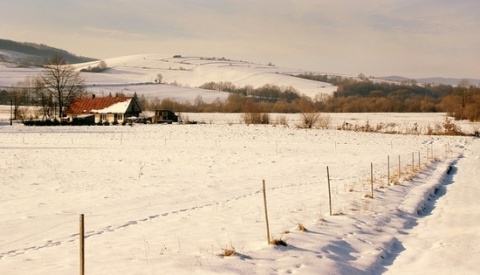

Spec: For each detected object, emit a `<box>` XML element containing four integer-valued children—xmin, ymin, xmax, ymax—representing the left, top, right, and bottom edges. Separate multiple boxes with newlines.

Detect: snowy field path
<box><xmin>381</xmin><ymin>138</ymin><xmax>480</xmax><ymax>274</ymax></box>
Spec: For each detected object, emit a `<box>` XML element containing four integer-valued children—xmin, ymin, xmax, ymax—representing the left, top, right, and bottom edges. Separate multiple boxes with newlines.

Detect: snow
<box><xmin>0</xmin><ymin>54</ymin><xmax>336</xmax><ymax>102</ymax></box>
<box><xmin>382</xmin><ymin>147</ymin><xmax>480</xmax><ymax>275</ymax></box>
<box><xmin>1</xmin><ymin>112</ymin><xmax>478</xmax><ymax>274</ymax></box>
<box><xmin>1</xmin><ymin>52</ymin><xmax>479</xmax><ymax>274</ymax></box>
<box><xmin>91</xmin><ymin>99</ymin><xmax>132</xmax><ymax>114</ymax></box>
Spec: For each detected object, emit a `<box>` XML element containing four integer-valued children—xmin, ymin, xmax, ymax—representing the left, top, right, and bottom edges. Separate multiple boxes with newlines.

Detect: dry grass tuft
<box><xmin>317</xmin><ymin>211</ymin><xmax>326</xmax><ymax>222</ymax></box>
<box><xmin>270</xmin><ymin>238</ymin><xmax>288</xmax><ymax>246</ymax></box>
<box><xmin>275</xmin><ymin>115</ymin><xmax>289</xmax><ymax>127</ymax></box>
<box><xmin>219</xmin><ymin>246</ymin><xmax>236</xmax><ymax>257</ymax></box>
<box><xmin>297</xmin><ymin>223</ymin><xmax>308</xmax><ymax>232</ymax></box>
<box><xmin>390</xmin><ymin>176</ymin><xmax>400</xmax><ymax>185</ymax></box>
<box><xmin>223</xmin><ymin>248</ymin><xmax>235</xmax><ymax>257</ymax></box>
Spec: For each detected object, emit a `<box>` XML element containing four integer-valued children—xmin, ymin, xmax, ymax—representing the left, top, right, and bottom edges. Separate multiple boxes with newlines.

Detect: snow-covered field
<box><xmin>1</xmin><ymin>112</ymin><xmax>478</xmax><ymax>274</ymax></box>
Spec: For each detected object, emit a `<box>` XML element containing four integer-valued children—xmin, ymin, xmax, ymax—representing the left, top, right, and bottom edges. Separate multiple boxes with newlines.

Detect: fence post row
<box><xmin>74</xmin><ymin>145</ymin><xmax>438</xmax><ymax>265</ymax></box>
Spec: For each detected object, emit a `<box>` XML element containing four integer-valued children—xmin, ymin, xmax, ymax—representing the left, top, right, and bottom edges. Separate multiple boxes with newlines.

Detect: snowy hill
<box><xmin>0</xmin><ymin>53</ymin><xmax>335</xmax><ymax>102</ymax></box>
<box><xmin>74</xmin><ymin>54</ymin><xmax>337</xmax><ymax>101</ymax></box>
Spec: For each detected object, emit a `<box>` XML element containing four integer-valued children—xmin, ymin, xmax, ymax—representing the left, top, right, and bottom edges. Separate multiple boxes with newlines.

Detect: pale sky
<box><xmin>1</xmin><ymin>0</ymin><xmax>479</xmax><ymax>79</ymax></box>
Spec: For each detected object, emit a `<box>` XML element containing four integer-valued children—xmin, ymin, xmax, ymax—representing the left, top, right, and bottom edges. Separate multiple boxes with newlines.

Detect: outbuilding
<box><xmin>153</xmin><ymin>109</ymin><xmax>178</xmax><ymax>124</ymax></box>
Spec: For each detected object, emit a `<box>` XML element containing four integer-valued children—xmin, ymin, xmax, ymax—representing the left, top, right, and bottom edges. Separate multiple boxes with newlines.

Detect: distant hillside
<box><xmin>0</xmin><ymin>39</ymin><xmax>96</xmax><ymax>66</ymax></box>
<box><xmin>73</xmin><ymin>54</ymin><xmax>337</xmax><ymax>99</ymax></box>
<box><xmin>378</xmin><ymin>75</ymin><xmax>480</xmax><ymax>86</ymax></box>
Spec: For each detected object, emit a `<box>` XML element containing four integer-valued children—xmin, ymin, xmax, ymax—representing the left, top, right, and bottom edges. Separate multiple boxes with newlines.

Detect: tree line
<box><xmin>308</xmin><ymin>75</ymin><xmax>480</xmax><ymax>121</ymax></box>
<box><xmin>182</xmin><ymin>77</ymin><xmax>479</xmax><ymax>121</ymax></box>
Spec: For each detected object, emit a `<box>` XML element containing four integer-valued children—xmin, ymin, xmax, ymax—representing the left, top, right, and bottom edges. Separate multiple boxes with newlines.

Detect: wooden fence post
<box><xmin>398</xmin><ymin>155</ymin><xmax>401</xmax><ymax>181</ymax></box>
<box><xmin>418</xmin><ymin>151</ymin><xmax>421</xmax><ymax>170</ymax></box>
<box><xmin>412</xmin><ymin>152</ymin><xmax>414</xmax><ymax>172</ymax></box>
<box><xmin>387</xmin><ymin>156</ymin><xmax>390</xmax><ymax>185</ymax></box>
<box><xmin>80</xmin><ymin>214</ymin><xmax>85</xmax><ymax>275</ymax></box>
<box><xmin>327</xmin><ymin>166</ymin><xmax>332</xmax><ymax>216</ymax></box>
<box><xmin>370</xmin><ymin>163</ymin><xmax>374</xmax><ymax>198</ymax></box>
<box><xmin>262</xmin><ymin>180</ymin><xmax>271</xmax><ymax>244</ymax></box>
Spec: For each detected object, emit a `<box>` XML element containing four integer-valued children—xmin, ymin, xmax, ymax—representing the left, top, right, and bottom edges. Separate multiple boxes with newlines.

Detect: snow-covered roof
<box><xmin>65</xmin><ymin>97</ymin><xmax>134</xmax><ymax>115</ymax></box>
<box><xmin>91</xmin><ymin>99</ymin><xmax>132</xmax><ymax>114</ymax></box>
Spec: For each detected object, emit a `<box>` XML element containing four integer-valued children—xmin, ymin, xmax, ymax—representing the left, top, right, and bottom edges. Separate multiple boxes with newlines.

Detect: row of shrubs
<box><xmin>23</xmin><ymin>119</ymin><xmax>67</xmax><ymax>126</ymax></box>
<box><xmin>23</xmin><ymin>119</ymin><xmax>131</xmax><ymax>126</ymax></box>
<box><xmin>241</xmin><ymin>112</ymin><xmax>478</xmax><ymax>136</ymax></box>
<box><xmin>21</xmin><ymin>114</ymin><xmax>478</xmax><ymax>136</ymax></box>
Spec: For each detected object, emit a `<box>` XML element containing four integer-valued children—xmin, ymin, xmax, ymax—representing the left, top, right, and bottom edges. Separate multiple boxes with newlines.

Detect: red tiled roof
<box><xmin>65</xmin><ymin>97</ymin><xmax>131</xmax><ymax>114</ymax></box>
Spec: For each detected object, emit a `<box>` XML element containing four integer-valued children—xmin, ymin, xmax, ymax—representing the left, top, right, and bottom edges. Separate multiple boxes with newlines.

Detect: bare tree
<box><xmin>32</xmin><ymin>76</ymin><xmax>54</xmax><ymax>120</ymax></box>
<box><xmin>10</xmin><ymin>81</ymin><xmax>29</xmax><ymax>120</ymax></box>
<box><xmin>299</xmin><ymin>112</ymin><xmax>321</xmax><ymax>129</ymax></box>
<box><xmin>41</xmin><ymin>55</ymin><xmax>86</xmax><ymax>117</ymax></box>
<box><xmin>99</xmin><ymin>60</ymin><xmax>108</xmax><ymax>70</ymax></box>
<box><xmin>358</xmin><ymin>72</ymin><xmax>367</xmax><ymax>81</ymax></box>
<box><xmin>155</xmin><ymin>73</ymin><xmax>163</xmax><ymax>84</ymax></box>
<box><xmin>224</xmin><ymin>93</ymin><xmax>246</xmax><ymax>112</ymax></box>
<box><xmin>453</xmin><ymin>79</ymin><xmax>474</xmax><ymax>120</ymax></box>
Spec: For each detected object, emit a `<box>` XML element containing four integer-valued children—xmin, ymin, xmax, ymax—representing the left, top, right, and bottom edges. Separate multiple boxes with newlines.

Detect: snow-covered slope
<box><xmin>77</xmin><ymin>54</ymin><xmax>336</xmax><ymax>101</ymax></box>
<box><xmin>0</xmin><ymin>49</ymin><xmax>33</xmax><ymax>64</ymax></box>
<box><xmin>0</xmin><ymin>51</ymin><xmax>44</xmax><ymax>86</ymax></box>
<box><xmin>0</xmin><ymin>53</ymin><xmax>335</xmax><ymax>102</ymax></box>
<box><xmin>86</xmin><ymin>55</ymin><xmax>331</xmax><ymax>86</ymax></box>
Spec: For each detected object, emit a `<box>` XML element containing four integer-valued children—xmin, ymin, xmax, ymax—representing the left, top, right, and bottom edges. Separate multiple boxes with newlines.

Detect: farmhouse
<box><xmin>65</xmin><ymin>95</ymin><xmax>141</xmax><ymax>125</ymax></box>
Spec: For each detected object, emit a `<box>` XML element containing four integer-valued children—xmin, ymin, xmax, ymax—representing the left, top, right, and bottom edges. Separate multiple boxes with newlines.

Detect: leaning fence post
<box><xmin>262</xmin><ymin>180</ymin><xmax>271</xmax><ymax>244</ymax></box>
<box><xmin>80</xmin><ymin>214</ymin><xmax>85</xmax><ymax>275</ymax></box>
<box><xmin>327</xmin><ymin>166</ymin><xmax>332</xmax><ymax>216</ymax></box>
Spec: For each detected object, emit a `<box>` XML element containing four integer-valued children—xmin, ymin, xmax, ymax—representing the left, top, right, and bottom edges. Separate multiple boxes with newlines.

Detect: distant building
<box><xmin>65</xmin><ymin>95</ymin><xmax>142</xmax><ymax>125</ymax></box>
<box><xmin>153</xmin><ymin>109</ymin><xmax>178</xmax><ymax>124</ymax></box>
